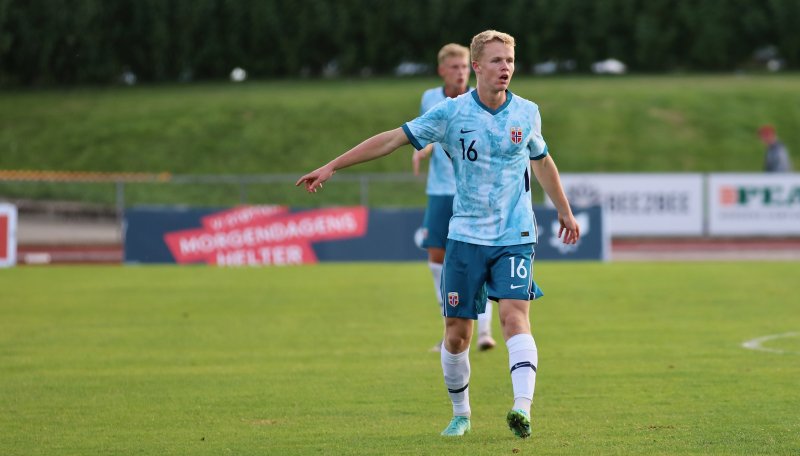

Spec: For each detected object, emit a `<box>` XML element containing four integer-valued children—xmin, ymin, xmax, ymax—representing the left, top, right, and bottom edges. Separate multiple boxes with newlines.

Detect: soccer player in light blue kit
<box><xmin>412</xmin><ymin>43</ymin><xmax>496</xmax><ymax>352</ymax></box>
<box><xmin>297</xmin><ymin>30</ymin><xmax>580</xmax><ymax>440</ymax></box>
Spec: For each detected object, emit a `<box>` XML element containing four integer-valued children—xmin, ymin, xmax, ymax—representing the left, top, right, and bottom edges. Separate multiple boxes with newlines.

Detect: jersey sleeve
<box><xmin>527</xmin><ymin>109</ymin><xmax>549</xmax><ymax>160</ymax></box>
<box><xmin>403</xmin><ymin>99</ymin><xmax>450</xmax><ymax>151</ymax></box>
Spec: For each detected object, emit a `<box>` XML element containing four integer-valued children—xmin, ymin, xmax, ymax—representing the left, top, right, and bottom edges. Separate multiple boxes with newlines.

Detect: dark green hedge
<box><xmin>1</xmin><ymin>0</ymin><xmax>798</xmax><ymax>85</ymax></box>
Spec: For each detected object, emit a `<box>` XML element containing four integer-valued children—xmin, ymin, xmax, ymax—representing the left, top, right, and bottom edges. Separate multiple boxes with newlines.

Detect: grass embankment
<box><xmin>1</xmin><ymin>75</ymin><xmax>797</xmax><ymax>207</ymax></box>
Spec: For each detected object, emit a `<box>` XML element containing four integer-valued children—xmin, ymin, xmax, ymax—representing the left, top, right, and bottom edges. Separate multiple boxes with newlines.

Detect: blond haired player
<box><xmin>413</xmin><ymin>43</ymin><xmax>496</xmax><ymax>353</ymax></box>
<box><xmin>297</xmin><ymin>30</ymin><xmax>579</xmax><ymax>439</ymax></box>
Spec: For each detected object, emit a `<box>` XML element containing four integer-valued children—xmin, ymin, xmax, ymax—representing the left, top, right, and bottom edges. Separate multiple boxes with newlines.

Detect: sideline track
<box><xmin>12</xmin><ymin>215</ymin><xmax>800</xmax><ymax>264</ymax></box>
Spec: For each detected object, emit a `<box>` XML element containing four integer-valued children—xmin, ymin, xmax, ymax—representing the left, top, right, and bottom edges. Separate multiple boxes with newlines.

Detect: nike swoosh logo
<box><xmin>510</xmin><ymin>284</ymin><xmax>526</xmax><ymax>289</ymax></box>
<box><xmin>460</xmin><ymin>128</ymin><xmax>476</xmax><ymax>134</ymax></box>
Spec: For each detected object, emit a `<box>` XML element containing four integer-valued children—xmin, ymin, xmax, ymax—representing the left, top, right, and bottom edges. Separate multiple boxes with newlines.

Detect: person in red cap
<box><xmin>759</xmin><ymin>125</ymin><xmax>793</xmax><ymax>172</ymax></box>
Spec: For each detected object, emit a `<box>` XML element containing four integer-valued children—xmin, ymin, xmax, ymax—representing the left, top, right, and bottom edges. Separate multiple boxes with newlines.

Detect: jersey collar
<box><xmin>471</xmin><ymin>90</ymin><xmax>513</xmax><ymax>115</ymax></box>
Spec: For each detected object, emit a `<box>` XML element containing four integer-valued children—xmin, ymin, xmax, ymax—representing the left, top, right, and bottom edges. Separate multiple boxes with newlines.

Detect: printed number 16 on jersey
<box><xmin>460</xmin><ymin>138</ymin><xmax>478</xmax><ymax>162</ymax></box>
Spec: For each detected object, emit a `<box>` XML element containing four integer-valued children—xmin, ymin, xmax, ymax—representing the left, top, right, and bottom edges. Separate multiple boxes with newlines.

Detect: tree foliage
<box><xmin>0</xmin><ymin>0</ymin><xmax>795</xmax><ymax>86</ymax></box>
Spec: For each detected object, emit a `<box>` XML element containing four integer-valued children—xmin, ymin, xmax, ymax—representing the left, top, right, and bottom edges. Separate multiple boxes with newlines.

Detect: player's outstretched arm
<box><xmin>296</xmin><ymin>128</ymin><xmax>409</xmax><ymax>193</ymax></box>
<box><xmin>531</xmin><ymin>155</ymin><xmax>580</xmax><ymax>244</ymax></box>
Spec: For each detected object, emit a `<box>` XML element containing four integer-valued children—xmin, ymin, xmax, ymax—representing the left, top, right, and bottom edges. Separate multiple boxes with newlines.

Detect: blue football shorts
<box><xmin>421</xmin><ymin>194</ymin><xmax>454</xmax><ymax>250</ymax></box>
<box><xmin>440</xmin><ymin>239</ymin><xmax>543</xmax><ymax>320</ymax></box>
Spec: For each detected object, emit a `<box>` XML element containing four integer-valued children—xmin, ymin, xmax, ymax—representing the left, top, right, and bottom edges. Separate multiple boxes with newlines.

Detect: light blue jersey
<box><xmin>402</xmin><ymin>90</ymin><xmax>548</xmax><ymax>246</ymax></box>
<box><xmin>420</xmin><ymin>87</ymin><xmax>463</xmax><ymax>195</ymax></box>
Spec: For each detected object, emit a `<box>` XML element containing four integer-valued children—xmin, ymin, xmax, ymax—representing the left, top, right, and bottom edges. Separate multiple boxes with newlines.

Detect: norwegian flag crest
<box><xmin>510</xmin><ymin>127</ymin><xmax>523</xmax><ymax>144</ymax></box>
<box><xmin>447</xmin><ymin>292</ymin><xmax>459</xmax><ymax>307</ymax></box>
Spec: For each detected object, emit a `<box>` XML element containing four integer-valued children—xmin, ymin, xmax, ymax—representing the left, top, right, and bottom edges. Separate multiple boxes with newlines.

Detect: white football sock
<box><xmin>441</xmin><ymin>346</ymin><xmax>471</xmax><ymax>417</ymax></box>
<box><xmin>428</xmin><ymin>261</ymin><xmax>444</xmax><ymax>314</ymax></box>
<box><xmin>477</xmin><ymin>300</ymin><xmax>493</xmax><ymax>337</ymax></box>
<box><xmin>506</xmin><ymin>333</ymin><xmax>538</xmax><ymax>414</ymax></box>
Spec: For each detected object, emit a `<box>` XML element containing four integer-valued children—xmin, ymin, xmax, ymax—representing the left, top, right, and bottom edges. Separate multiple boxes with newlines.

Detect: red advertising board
<box><xmin>0</xmin><ymin>203</ymin><xmax>17</xmax><ymax>267</ymax></box>
<box><xmin>0</xmin><ymin>214</ymin><xmax>7</xmax><ymax>260</ymax></box>
<box><xmin>164</xmin><ymin>206</ymin><xmax>368</xmax><ymax>265</ymax></box>
<box><xmin>201</xmin><ymin>205</ymin><xmax>289</xmax><ymax>231</ymax></box>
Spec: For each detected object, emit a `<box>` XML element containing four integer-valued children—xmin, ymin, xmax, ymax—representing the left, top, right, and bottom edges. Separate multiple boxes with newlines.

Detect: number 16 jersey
<box><xmin>402</xmin><ymin>90</ymin><xmax>549</xmax><ymax>247</ymax></box>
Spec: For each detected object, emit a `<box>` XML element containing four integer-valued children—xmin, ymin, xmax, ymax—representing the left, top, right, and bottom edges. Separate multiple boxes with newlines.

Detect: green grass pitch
<box><xmin>1</xmin><ymin>262</ymin><xmax>798</xmax><ymax>455</ymax></box>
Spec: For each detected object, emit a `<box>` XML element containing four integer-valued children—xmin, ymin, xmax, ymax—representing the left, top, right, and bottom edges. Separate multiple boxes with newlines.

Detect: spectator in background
<box><xmin>759</xmin><ymin>125</ymin><xmax>793</xmax><ymax>173</ymax></box>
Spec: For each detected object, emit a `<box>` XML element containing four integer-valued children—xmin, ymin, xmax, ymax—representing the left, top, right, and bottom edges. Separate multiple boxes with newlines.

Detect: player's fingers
<box><xmin>562</xmin><ymin>227</ymin><xmax>578</xmax><ymax>244</ymax></box>
<box><xmin>304</xmin><ymin>178</ymin><xmax>318</xmax><ymax>193</ymax></box>
<box><xmin>310</xmin><ymin>177</ymin><xmax>326</xmax><ymax>192</ymax></box>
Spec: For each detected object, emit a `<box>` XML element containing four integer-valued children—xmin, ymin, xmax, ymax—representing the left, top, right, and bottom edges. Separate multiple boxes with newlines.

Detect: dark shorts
<box><xmin>440</xmin><ymin>240</ymin><xmax>543</xmax><ymax>320</ymax></box>
<box><xmin>421</xmin><ymin>194</ymin><xmax>454</xmax><ymax>250</ymax></box>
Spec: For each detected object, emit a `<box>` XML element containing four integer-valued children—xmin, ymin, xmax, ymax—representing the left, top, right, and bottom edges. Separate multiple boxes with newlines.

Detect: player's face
<box><xmin>438</xmin><ymin>56</ymin><xmax>470</xmax><ymax>91</ymax></box>
<box><xmin>473</xmin><ymin>41</ymin><xmax>514</xmax><ymax>92</ymax></box>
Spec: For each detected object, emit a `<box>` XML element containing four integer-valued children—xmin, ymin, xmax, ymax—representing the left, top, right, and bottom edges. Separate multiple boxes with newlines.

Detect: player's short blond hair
<box><xmin>470</xmin><ymin>30</ymin><xmax>516</xmax><ymax>62</ymax></box>
<box><xmin>437</xmin><ymin>43</ymin><xmax>470</xmax><ymax>64</ymax></box>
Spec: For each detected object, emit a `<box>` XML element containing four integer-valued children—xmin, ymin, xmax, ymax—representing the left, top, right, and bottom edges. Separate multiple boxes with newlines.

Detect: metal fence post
<box><xmin>115</xmin><ymin>180</ymin><xmax>125</xmax><ymax>222</ymax></box>
<box><xmin>360</xmin><ymin>175</ymin><xmax>369</xmax><ymax>207</ymax></box>
<box><xmin>239</xmin><ymin>181</ymin><xmax>248</xmax><ymax>204</ymax></box>
<box><xmin>115</xmin><ymin>180</ymin><xmax>126</xmax><ymax>246</ymax></box>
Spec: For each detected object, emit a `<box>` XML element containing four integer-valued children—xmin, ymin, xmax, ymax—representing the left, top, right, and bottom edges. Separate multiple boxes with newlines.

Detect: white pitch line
<box><xmin>741</xmin><ymin>332</ymin><xmax>800</xmax><ymax>355</ymax></box>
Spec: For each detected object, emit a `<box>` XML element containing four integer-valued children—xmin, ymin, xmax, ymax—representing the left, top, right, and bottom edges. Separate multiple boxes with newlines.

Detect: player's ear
<box><xmin>471</xmin><ymin>61</ymin><xmax>480</xmax><ymax>73</ymax></box>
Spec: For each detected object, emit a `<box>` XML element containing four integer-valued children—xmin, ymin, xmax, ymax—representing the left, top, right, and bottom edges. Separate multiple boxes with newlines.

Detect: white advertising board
<box><xmin>0</xmin><ymin>203</ymin><xmax>17</xmax><ymax>267</ymax></box>
<box><xmin>546</xmin><ymin>173</ymin><xmax>704</xmax><ymax>237</ymax></box>
<box><xmin>708</xmin><ymin>173</ymin><xmax>800</xmax><ymax>236</ymax></box>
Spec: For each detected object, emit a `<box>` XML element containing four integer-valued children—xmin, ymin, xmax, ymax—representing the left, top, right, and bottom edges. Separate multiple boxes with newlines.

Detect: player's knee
<box><xmin>500</xmin><ymin>314</ymin><xmax>530</xmax><ymax>337</ymax></box>
<box><xmin>444</xmin><ymin>334</ymin><xmax>470</xmax><ymax>353</ymax></box>
<box><xmin>428</xmin><ymin>248</ymin><xmax>445</xmax><ymax>263</ymax></box>
<box><xmin>443</xmin><ymin>322</ymin><xmax>471</xmax><ymax>353</ymax></box>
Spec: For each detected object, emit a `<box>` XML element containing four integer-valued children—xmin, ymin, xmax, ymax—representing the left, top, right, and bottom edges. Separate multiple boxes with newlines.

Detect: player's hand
<box><xmin>295</xmin><ymin>164</ymin><xmax>335</xmax><ymax>193</ymax></box>
<box><xmin>412</xmin><ymin>149</ymin><xmax>425</xmax><ymax>175</ymax></box>
<box><xmin>558</xmin><ymin>212</ymin><xmax>580</xmax><ymax>244</ymax></box>
<box><xmin>412</xmin><ymin>145</ymin><xmax>433</xmax><ymax>176</ymax></box>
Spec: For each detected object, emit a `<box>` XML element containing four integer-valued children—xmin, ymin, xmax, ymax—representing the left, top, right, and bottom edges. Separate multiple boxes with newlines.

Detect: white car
<box><xmin>591</xmin><ymin>58</ymin><xmax>627</xmax><ymax>75</ymax></box>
